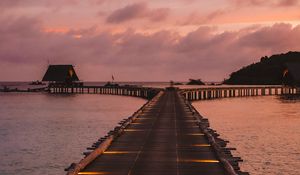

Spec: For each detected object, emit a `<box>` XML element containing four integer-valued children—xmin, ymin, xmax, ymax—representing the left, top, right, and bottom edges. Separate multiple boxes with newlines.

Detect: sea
<box><xmin>0</xmin><ymin>82</ymin><xmax>299</xmax><ymax>175</ymax></box>
<box><xmin>193</xmin><ymin>96</ymin><xmax>300</xmax><ymax>175</ymax></box>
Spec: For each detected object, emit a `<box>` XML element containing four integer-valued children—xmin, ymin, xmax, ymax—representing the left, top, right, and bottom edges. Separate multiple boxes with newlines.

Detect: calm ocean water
<box><xmin>0</xmin><ymin>82</ymin><xmax>299</xmax><ymax>175</ymax></box>
<box><xmin>193</xmin><ymin>96</ymin><xmax>300</xmax><ymax>175</ymax></box>
<box><xmin>0</xmin><ymin>92</ymin><xmax>145</xmax><ymax>175</ymax></box>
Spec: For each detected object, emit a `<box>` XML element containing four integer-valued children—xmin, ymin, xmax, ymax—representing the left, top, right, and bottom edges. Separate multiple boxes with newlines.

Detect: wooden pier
<box><xmin>66</xmin><ymin>88</ymin><xmax>247</xmax><ymax>175</ymax></box>
<box><xmin>182</xmin><ymin>86</ymin><xmax>299</xmax><ymax>101</ymax></box>
<box><xmin>49</xmin><ymin>84</ymin><xmax>299</xmax><ymax>102</ymax></box>
<box><xmin>48</xmin><ymin>85</ymin><xmax>162</xmax><ymax>100</ymax></box>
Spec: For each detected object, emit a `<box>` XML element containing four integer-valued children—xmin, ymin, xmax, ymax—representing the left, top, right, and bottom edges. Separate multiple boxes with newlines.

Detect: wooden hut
<box><xmin>42</xmin><ymin>65</ymin><xmax>82</xmax><ymax>86</ymax></box>
<box><xmin>283</xmin><ymin>62</ymin><xmax>300</xmax><ymax>87</ymax></box>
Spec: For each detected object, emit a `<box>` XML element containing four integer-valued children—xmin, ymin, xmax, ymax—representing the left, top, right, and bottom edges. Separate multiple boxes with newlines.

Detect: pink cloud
<box><xmin>179</xmin><ymin>9</ymin><xmax>230</xmax><ymax>25</ymax></box>
<box><xmin>106</xmin><ymin>2</ymin><xmax>169</xmax><ymax>23</ymax></box>
<box><xmin>148</xmin><ymin>8</ymin><xmax>170</xmax><ymax>22</ymax></box>
<box><xmin>0</xmin><ymin>0</ymin><xmax>79</xmax><ymax>8</ymax></box>
<box><xmin>278</xmin><ymin>0</ymin><xmax>299</xmax><ymax>6</ymax></box>
<box><xmin>1</xmin><ymin>16</ymin><xmax>300</xmax><ymax>81</ymax></box>
<box><xmin>229</xmin><ymin>0</ymin><xmax>300</xmax><ymax>6</ymax></box>
<box><xmin>229</xmin><ymin>0</ymin><xmax>268</xmax><ymax>6</ymax></box>
<box><xmin>106</xmin><ymin>3</ymin><xmax>148</xmax><ymax>23</ymax></box>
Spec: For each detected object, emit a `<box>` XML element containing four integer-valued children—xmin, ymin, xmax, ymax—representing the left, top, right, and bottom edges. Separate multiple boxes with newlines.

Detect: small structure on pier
<box><xmin>42</xmin><ymin>65</ymin><xmax>82</xmax><ymax>86</ymax></box>
<box><xmin>283</xmin><ymin>62</ymin><xmax>300</xmax><ymax>87</ymax></box>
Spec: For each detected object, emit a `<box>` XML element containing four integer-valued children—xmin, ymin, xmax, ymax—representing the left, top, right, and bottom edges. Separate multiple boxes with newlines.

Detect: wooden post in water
<box><xmin>297</xmin><ymin>87</ymin><xmax>300</xmax><ymax>94</ymax></box>
<box><xmin>262</xmin><ymin>88</ymin><xmax>266</xmax><ymax>96</ymax></box>
<box><xmin>203</xmin><ymin>91</ymin><xmax>206</xmax><ymax>99</ymax></box>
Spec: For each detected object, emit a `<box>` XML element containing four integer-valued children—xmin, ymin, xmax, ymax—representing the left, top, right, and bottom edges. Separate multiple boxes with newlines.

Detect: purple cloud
<box><xmin>1</xmin><ymin>16</ymin><xmax>300</xmax><ymax>81</ymax></box>
<box><xmin>106</xmin><ymin>2</ymin><xmax>169</xmax><ymax>23</ymax></box>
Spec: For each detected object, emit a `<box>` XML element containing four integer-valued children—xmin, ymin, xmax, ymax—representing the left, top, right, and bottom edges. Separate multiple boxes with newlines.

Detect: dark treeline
<box><xmin>186</xmin><ymin>79</ymin><xmax>205</xmax><ymax>85</ymax></box>
<box><xmin>224</xmin><ymin>51</ymin><xmax>300</xmax><ymax>85</ymax></box>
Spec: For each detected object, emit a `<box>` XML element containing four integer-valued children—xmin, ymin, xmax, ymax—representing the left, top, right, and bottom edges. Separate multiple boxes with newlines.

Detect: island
<box><xmin>223</xmin><ymin>51</ymin><xmax>300</xmax><ymax>85</ymax></box>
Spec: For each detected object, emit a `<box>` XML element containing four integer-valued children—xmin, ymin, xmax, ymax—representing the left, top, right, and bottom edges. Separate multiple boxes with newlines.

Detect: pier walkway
<box><xmin>67</xmin><ymin>88</ymin><xmax>245</xmax><ymax>175</ymax></box>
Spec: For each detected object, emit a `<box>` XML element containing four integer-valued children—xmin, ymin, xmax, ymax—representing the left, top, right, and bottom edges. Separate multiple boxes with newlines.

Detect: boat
<box><xmin>104</xmin><ymin>82</ymin><xmax>119</xmax><ymax>87</ymax></box>
<box><xmin>29</xmin><ymin>80</ymin><xmax>46</xmax><ymax>85</ymax></box>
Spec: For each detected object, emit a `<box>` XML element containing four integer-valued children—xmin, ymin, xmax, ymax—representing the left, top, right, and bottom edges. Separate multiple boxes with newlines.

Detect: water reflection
<box><xmin>0</xmin><ymin>93</ymin><xmax>145</xmax><ymax>175</ymax></box>
<box><xmin>193</xmin><ymin>96</ymin><xmax>300</xmax><ymax>175</ymax></box>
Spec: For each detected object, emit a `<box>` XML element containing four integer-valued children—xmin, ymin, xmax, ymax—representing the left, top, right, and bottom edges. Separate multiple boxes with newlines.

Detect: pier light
<box><xmin>182</xmin><ymin>159</ymin><xmax>220</xmax><ymax>163</ymax></box>
<box><xmin>78</xmin><ymin>172</ymin><xmax>107</xmax><ymax>175</ymax></box>
<box><xmin>187</xmin><ymin>133</ymin><xmax>205</xmax><ymax>136</ymax></box>
<box><xmin>130</xmin><ymin>122</ymin><xmax>143</xmax><ymax>125</ymax></box>
<box><xmin>124</xmin><ymin>129</ymin><xmax>145</xmax><ymax>132</ymax></box>
<box><xmin>103</xmin><ymin>151</ymin><xmax>138</xmax><ymax>154</ymax></box>
<box><xmin>192</xmin><ymin>144</ymin><xmax>211</xmax><ymax>147</ymax></box>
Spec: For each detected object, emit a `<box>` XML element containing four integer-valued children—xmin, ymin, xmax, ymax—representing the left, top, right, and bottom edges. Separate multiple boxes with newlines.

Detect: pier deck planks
<box><xmin>80</xmin><ymin>89</ymin><xmax>227</xmax><ymax>175</ymax></box>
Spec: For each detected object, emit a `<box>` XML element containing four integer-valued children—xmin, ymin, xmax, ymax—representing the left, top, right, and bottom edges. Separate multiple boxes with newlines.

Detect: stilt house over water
<box><xmin>283</xmin><ymin>62</ymin><xmax>300</xmax><ymax>87</ymax></box>
<box><xmin>42</xmin><ymin>65</ymin><xmax>82</xmax><ymax>87</ymax></box>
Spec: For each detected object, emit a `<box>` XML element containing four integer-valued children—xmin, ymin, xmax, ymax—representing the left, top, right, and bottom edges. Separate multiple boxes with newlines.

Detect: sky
<box><xmin>1</xmin><ymin>0</ymin><xmax>300</xmax><ymax>81</ymax></box>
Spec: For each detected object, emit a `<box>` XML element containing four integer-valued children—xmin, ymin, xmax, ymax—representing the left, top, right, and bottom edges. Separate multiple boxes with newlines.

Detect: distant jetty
<box><xmin>224</xmin><ymin>51</ymin><xmax>300</xmax><ymax>85</ymax></box>
<box><xmin>0</xmin><ymin>85</ymin><xmax>46</xmax><ymax>92</ymax></box>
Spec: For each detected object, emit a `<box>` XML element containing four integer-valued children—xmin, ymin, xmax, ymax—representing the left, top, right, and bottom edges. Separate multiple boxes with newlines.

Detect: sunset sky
<box><xmin>1</xmin><ymin>0</ymin><xmax>300</xmax><ymax>81</ymax></box>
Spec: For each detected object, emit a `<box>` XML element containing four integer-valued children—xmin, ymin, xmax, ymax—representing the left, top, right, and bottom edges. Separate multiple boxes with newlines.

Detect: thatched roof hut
<box><xmin>42</xmin><ymin>65</ymin><xmax>79</xmax><ymax>83</ymax></box>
